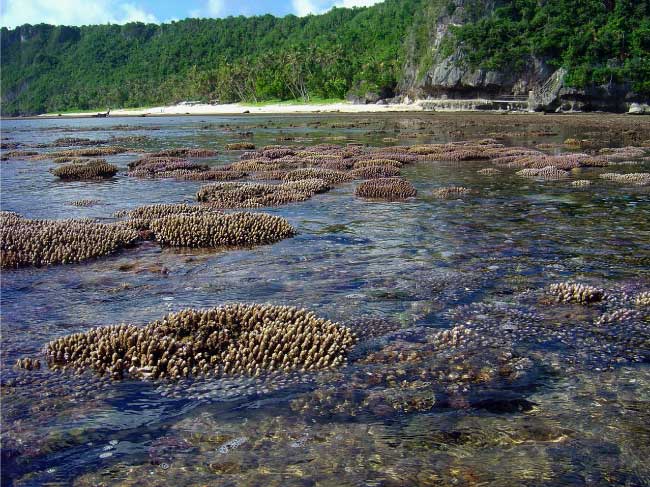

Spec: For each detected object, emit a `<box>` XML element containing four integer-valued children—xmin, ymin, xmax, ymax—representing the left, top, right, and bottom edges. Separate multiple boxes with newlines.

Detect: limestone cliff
<box><xmin>398</xmin><ymin>0</ymin><xmax>647</xmax><ymax>113</ymax></box>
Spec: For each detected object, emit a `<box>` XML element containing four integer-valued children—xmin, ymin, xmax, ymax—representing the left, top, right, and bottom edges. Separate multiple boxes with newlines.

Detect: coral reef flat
<box><xmin>1</xmin><ymin>113</ymin><xmax>650</xmax><ymax>486</ymax></box>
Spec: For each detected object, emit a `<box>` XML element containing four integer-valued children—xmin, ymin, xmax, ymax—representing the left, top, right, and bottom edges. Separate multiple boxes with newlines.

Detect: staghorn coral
<box><xmin>196</xmin><ymin>181</ymin><xmax>324</xmax><ymax>208</ymax></box>
<box><xmin>280</xmin><ymin>178</ymin><xmax>330</xmax><ymax>194</ymax></box>
<box><xmin>15</xmin><ymin>358</ymin><xmax>41</xmax><ymax>370</ymax></box>
<box><xmin>50</xmin><ymin>160</ymin><xmax>118</xmax><ymax>180</ymax></box>
<box><xmin>571</xmin><ymin>180</ymin><xmax>592</xmax><ymax>187</ymax></box>
<box><xmin>116</xmin><ymin>203</ymin><xmax>221</xmax><ymax>230</ymax></box>
<box><xmin>174</xmin><ymin>169</ymin><xmax>245</xmax><ymax>181</ymax></box>
<box><xmin>248</xmin><ymin>170</ymin><xmax>289</xmax><ymax>181</ymax></box>
<box><xmin>599</xmin><ymin>146</ymin><xmax>647</xmax><ymax>161</ymax></box>
<box><xmin>127</xmin><ymin>159</ymin><xmax>207</xmax><ymax>178</ymax></box>
<box><xmin>230</xmin><ymin>159</ymin><xmax>289</xmax><ymax>172</ymax></box>
<box><xmin>283</xmin><ymin>168</ymin><xmax>352</xmax><ymax>185</ymax></box>
<box><xmin>44</xmin><ymin>304</ymin><xmax>356</xmax><ymax>380</ymax></box>
<box><xmin>68</xmin><ymin>199</ymin><xmax>100</xmax><ymax>207</ymax></box>
<box><xmin>431</xmin><ymin>186</ymin><xmax>475</xmax><ymax>199</ymax></box>
<box><xmin>477</xmin><ymin>168</ymin><xmax>501</xmax><ymax>175</ymax></box>
<box><xmin>352</xmin><ymin>159</ymin><xmax>403</xmax><ymax>169</ymax></box>
<box><xmin>128</xmin><ymin>156</ymin><xmax>186</xmax><ymax>169</ymax></box>
<box><xmin>355</xmin><ymin>177</ymin><xmax>416</xmax><ymax>201</ymax></box>
<box><xmin>595</xmin><ymin>309</ymin><xmax>641</xmax><ymax>326</ymax></box>
<box><xmin>1</xmin><ymin>150</ymin><xmax>38</xmax><ymax>160</ymax></box>
<box><xmin>148</xmin><ymin>148</ymin><xmax>217</xmax><ymax>158</ymax></box>
<box><xmin>320</xmin><ymin>160</ymin><xmax>355</xmax><ymax>171</ymax></box>
<box><xmin>548</xmin><ymin>282</ymin><xmax>606</xmax><ymax>304</ymax></box>
<box><xmin>600</xmin><ymin>172</ymin><xmax>650</xmax><ymax>186</ymax></box>
<box><xmin>52</xmin><ymin>137</ymin><xmax>106</xmax><ymax>147</ymax></box>
<box><xmin>635</xmin><ymin>292</ymin><xmax>650</xmax><ymax>307</ymax></box>
<box><xmin>40</xmin><ymin>147</ymin><xmax>128</xmax><ymax>158</ymax></box>
<box><xmin>149</xmin><ymin>212</ymin><xmax>296</xmax><ymax>248</ymax></box>
<box><xmin>1</xmin><ymin>212</ymin><xmax>140</xmax><ymax>268</ymax></box>
<box><xmin>516</xmin><ymin>166</ymin><xmax>570</xmax><ymax>180</ymax></box>
<box><xmin>225</xmin><ymin>142</ymin><xmax>255</xmax><ymax>150</ymax></box>
<box><xmin>52</xmin><ymin>156</ymin><xmax>99</xmax><ymax>164</ymax></box>
<box><xmin>262</xmin><ymin>147</ymin><xmax>295</xmax><ymax>159</ymax></box>
<box><xmin>349</xmin><ymin>165</ymin><xmax>401</xmax><ymax>179</ymax></box>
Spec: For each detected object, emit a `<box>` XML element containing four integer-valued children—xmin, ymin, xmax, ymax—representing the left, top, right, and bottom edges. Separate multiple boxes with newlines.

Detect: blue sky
<box><xmin>0</xmin><ymin>0</ymin><xmax>382</xmax><ymax>28</ymax></box>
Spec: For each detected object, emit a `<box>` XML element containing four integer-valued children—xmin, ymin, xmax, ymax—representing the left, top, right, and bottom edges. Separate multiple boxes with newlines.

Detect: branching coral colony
<box><xmin>1</xmin><ymin>208</ymin><xmax>296</xmax><ymax>268</ymax></box>
<box><xmin>43</xmin><ymin>304</ymin><xmax>357</xmax><ymax>380</ymax></box>
<box><xmin>0</xmin><ymin>212</ymin><xmax>139</xmax><ymax>268</ymax></box>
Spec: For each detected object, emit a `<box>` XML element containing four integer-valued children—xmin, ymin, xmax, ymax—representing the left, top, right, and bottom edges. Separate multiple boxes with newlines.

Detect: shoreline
<box><xmin>36</xmin><ymin>101</ymin><xmax>425</xmax><ymax>119</ymax></box>
<box><xmin>2</xmin><ymin>100</ymin><xmax>647</xmax><ymax>120</ymax></box>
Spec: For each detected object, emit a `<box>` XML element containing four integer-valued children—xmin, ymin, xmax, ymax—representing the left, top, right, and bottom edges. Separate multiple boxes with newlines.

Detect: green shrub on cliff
<box><xmin>447</xmin><ymin>0</ymin><xmax>650</xmax><ymax>94</ymax></box>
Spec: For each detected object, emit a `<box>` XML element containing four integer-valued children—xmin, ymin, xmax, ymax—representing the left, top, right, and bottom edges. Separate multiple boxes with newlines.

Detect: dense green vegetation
<box><xmin>1</xmin><ymin>0</ymin><xmax>422</xmax><ymax>115</ymax></box>
<box><xmin>2</xmin><ymin>0</ymin><xmax>650</xmax><ymax>115</ymax></box>
<box><xmin>447</xmin><ymin>0</ymin><xmax>650</xmax><ymax>94</ymax></box>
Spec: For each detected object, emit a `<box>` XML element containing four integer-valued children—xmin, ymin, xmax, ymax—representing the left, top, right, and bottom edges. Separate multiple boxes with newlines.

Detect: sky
<box><xmin>0</xmin><ymin>0</ymin><xmax>383</xmax><ymax>28</ymax></box>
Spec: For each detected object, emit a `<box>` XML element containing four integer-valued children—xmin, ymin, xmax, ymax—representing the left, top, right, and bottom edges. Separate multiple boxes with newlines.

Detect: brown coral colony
<box><xmin>45</xmin><ymin>304</ymin><xmax>357</xmax><ymax>380</ymax></box>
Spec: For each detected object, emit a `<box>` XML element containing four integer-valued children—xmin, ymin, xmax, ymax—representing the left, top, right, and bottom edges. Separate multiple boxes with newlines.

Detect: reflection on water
<box><xmin>1</xmin><ymin>114</ymin><xmax>649</xmax><ymax>486</ymax></box>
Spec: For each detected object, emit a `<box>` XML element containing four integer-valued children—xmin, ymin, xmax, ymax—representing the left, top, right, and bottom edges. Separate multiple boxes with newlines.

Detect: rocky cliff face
<box><xmin>398</xmin><ymin>0</ymin><xmax>647</xmax><ymax>113</ymax></box>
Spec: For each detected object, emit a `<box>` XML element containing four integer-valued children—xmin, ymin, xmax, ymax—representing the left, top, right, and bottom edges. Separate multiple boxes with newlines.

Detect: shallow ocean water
<box><xmin>1</xmin><ymin>113</ymin><xmax>649</xmax><ymax>486</ymax></box>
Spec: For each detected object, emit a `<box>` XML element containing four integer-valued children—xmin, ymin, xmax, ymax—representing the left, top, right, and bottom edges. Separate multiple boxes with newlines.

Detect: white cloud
<box><xmin>188</xmin><ymin>0</ymin><xmax>224</xmax><ymax>19</ymax></box>
<box><xmin>335</xmin><ymin>0</ymin><xmax>382</xmax><ymax>7</ymax></box>
<box><xmin>206</xmin><ymin>0</ymin><xmax>225</xmax><ymax>16</ymax></box>
<box><xmin>292</xmin><ymin>0</ymin><xmax>383</xmax><ymax>17</ymax></box>
<box><xmin>292</xmin><ymin>0</ymin><xmax>322</xmax><ymax>17</ymax></box>
<box><xmin>0</xmin><ymin>0</ymin><xmax>159</xmax><ymax>28</ymax></box>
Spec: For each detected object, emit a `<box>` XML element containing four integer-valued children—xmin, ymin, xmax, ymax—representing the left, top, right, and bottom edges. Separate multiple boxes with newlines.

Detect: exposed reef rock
<box><xmin>0</xmin><ymin>212</ymin><xmax>139</xmax><ymax>268</ymax></box>
<box><xmin>44</xmin><ymin>304</ymin><xmax>357</xmax><ymax>380</ymax></box>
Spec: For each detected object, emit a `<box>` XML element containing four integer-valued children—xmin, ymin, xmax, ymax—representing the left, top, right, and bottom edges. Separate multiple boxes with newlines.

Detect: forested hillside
<box><xmin>445</xmin><ymin>0</ymin><xmax>650</xmax><ymax>95</ymax></box>
<box><xmin>1</xmin><ymin>0</ymin><xmax>422</xmax><ymax>115</ymax></box>
<box><xmin>2</xmin><ymin>0</ymin><xmax>649</xmax><ymax>115</ymax></box>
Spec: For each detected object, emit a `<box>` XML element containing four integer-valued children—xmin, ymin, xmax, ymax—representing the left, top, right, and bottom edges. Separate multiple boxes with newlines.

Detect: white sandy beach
<box><xmin>42</xmin><ymin>101</ymin><xmax>425</xmax><ymax>117</ymax></box>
